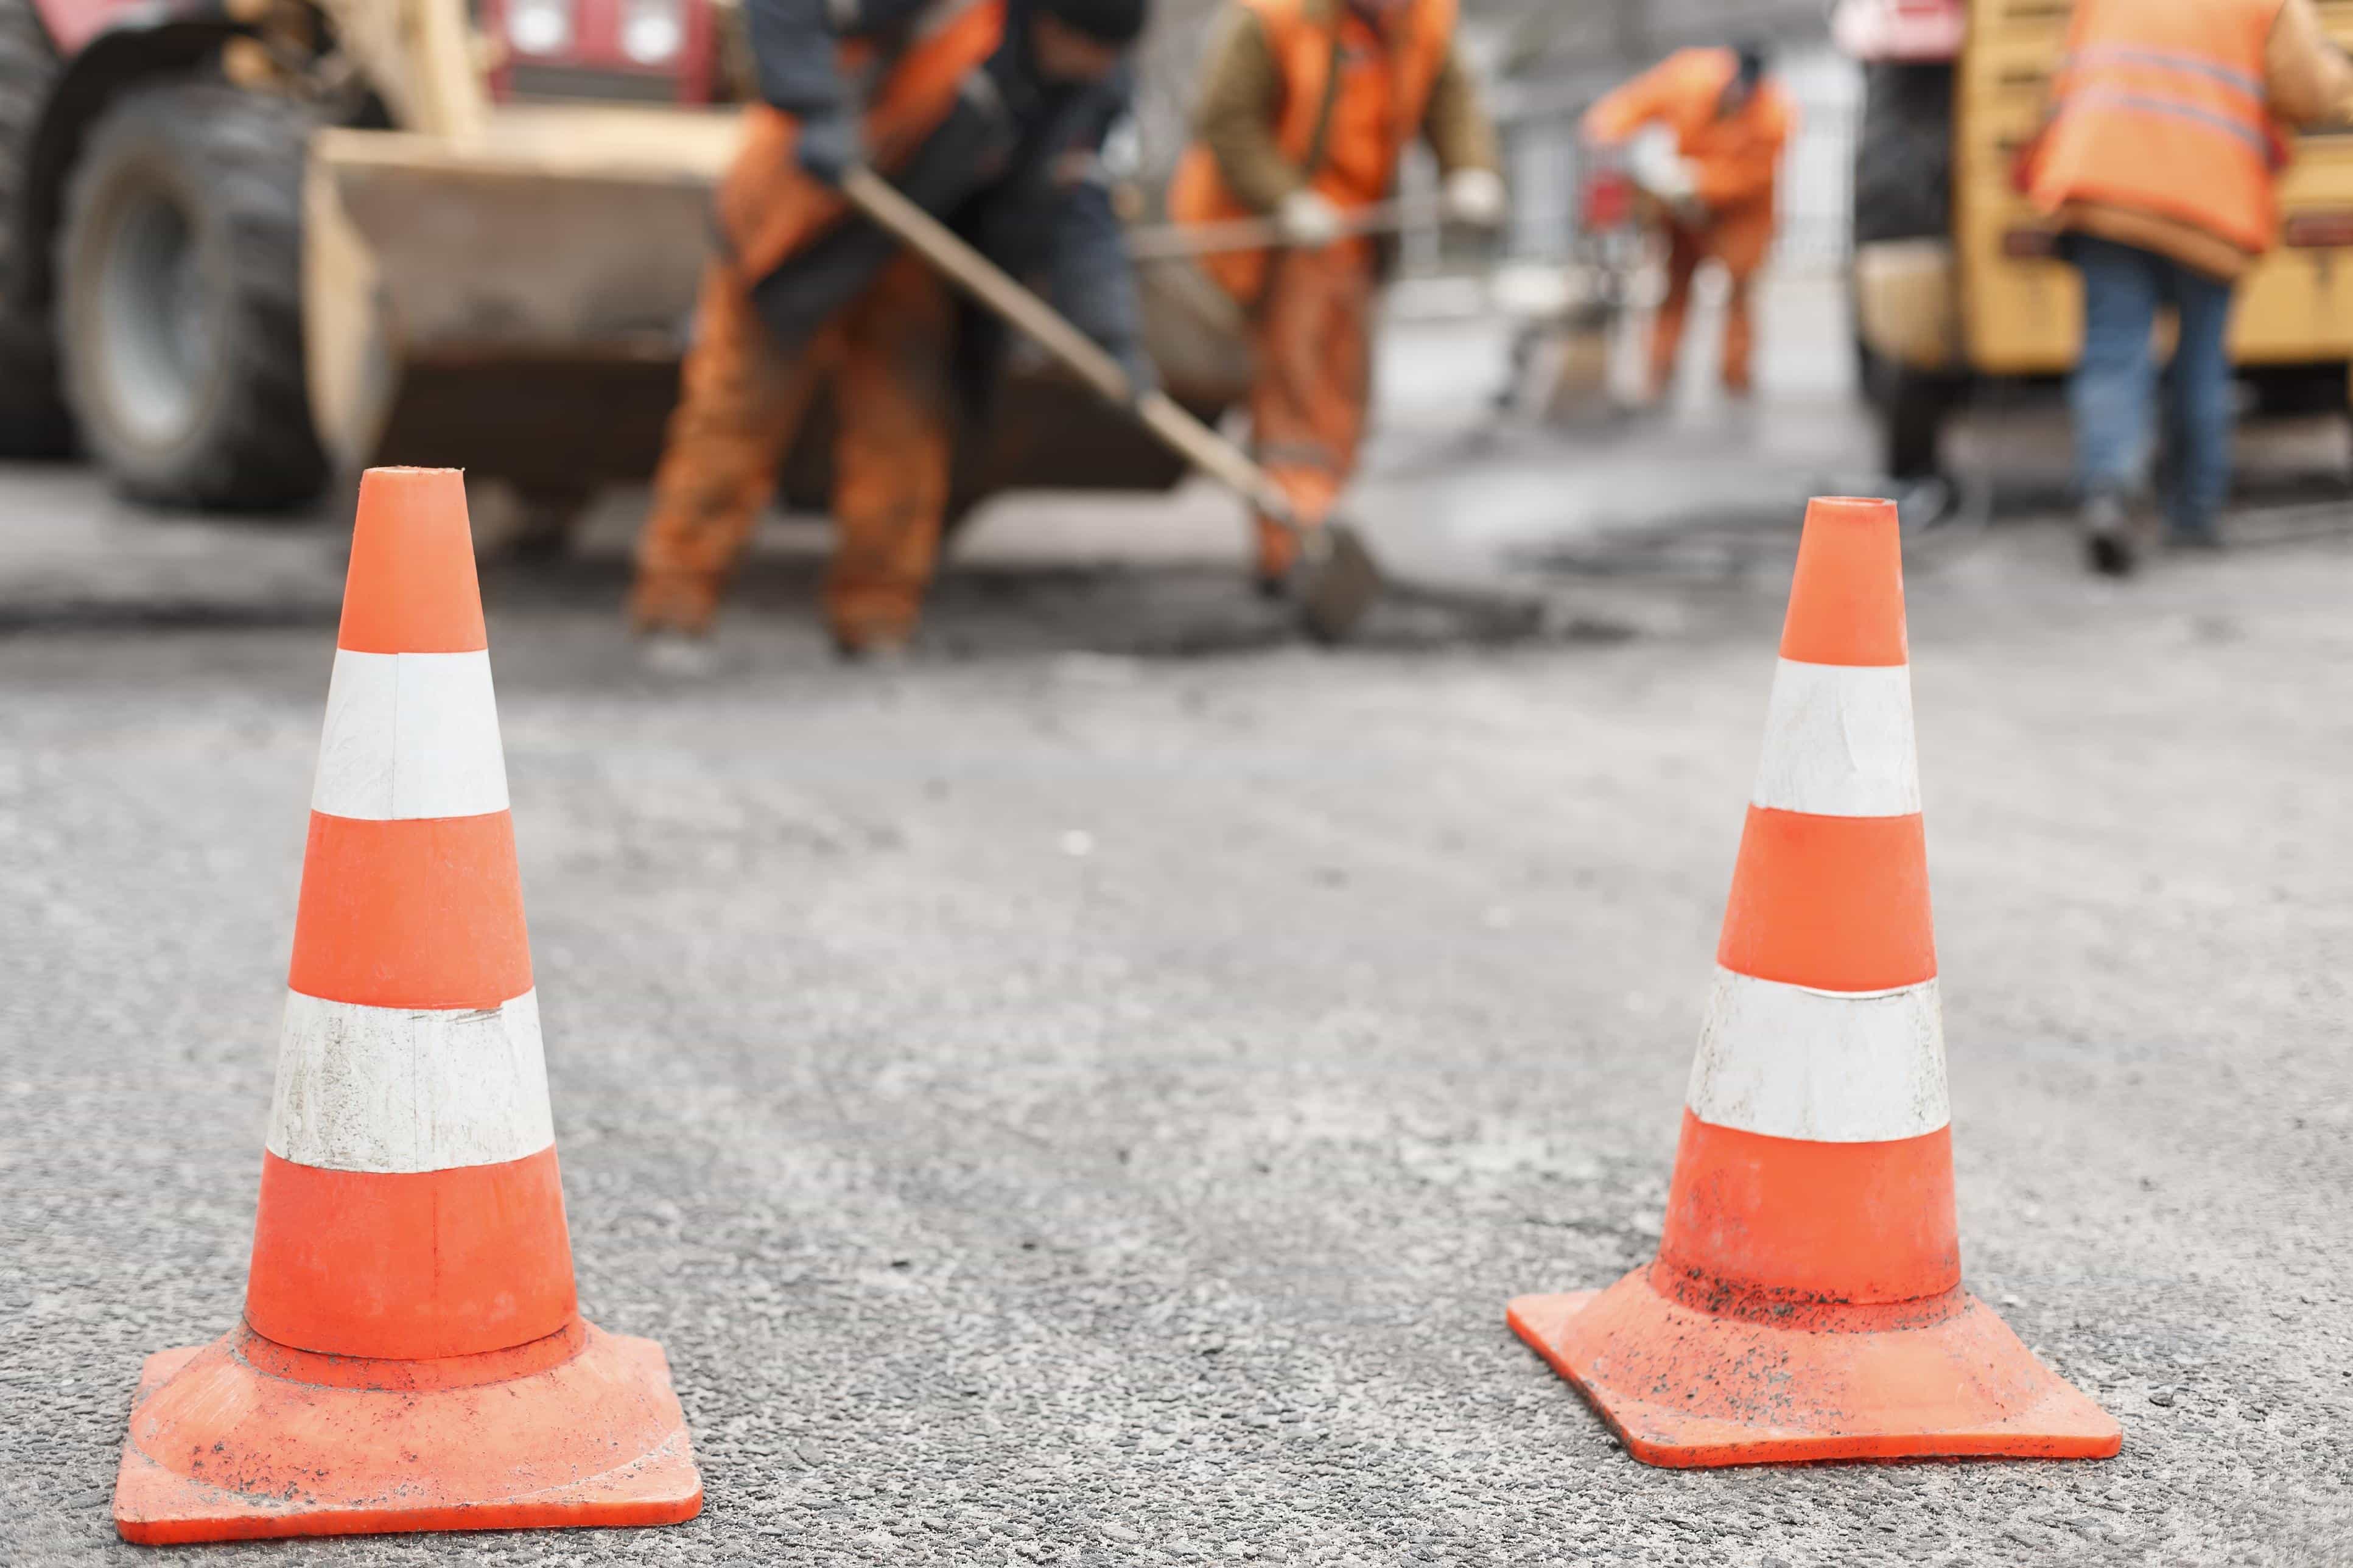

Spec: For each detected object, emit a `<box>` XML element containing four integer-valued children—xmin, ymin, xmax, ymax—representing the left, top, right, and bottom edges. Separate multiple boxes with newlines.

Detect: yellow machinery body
<box><xmin>1960</xmin><ymin>0</ymin><xmax>2353</xmax><ymax>374</ymax></box>
<box><xmin>307</xmin><ymin>106</ymin><xmax>1254</xmax><ymax>517</ymax></box>
<box><xmin>1858</xmin><ymin>0</ymin><xmax>2353</xmax><ymax>380</ymax></box>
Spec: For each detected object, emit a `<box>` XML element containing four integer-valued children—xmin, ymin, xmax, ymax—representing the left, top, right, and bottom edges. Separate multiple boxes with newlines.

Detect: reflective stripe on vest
<box><xmin>2054</xmin><ymin>55</ymin><xmax>2267</xmax><ymax>149</ymax></box>
<box><xmin>2064</xmin><ymin>44</ymin><xmax>2264</xmax><ymax>100</ymax></box>
<box><xmin>2031</xmin><ymin>0</ymin><xmax>2279</xmax><ymax>254</ymax></box>
<box><xmin>2057</xmin><ymin>87</ymin><xmax>2268</xmax><ymax>156</ymax></box>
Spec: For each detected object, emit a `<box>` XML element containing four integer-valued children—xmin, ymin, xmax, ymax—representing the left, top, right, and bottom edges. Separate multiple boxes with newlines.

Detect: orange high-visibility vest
<box><xmin>1169</xmin><ymin>0</ymin><xmax>1457</xmax><ymax>300</ymax></box>
<box><xmin>2030</xmin><ymin>0</ymin><xmax>2285</xmax><ymax>256</ymax></box>
<box><xmin>1582</xmin><ymin>48</ymin><xmax>1791</xmax><ymax>218</ymax></box>
<box><xmin>717</xmin><ymin>0</ymin><xmax>1005</xmax><ymax>282</ymax></box>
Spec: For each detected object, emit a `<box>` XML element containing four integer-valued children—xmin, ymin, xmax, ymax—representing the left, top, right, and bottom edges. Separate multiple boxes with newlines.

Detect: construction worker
<box><xmin>1582</xmin><ymin>43</ymin><xmax>1792</xmax><ymax>404</ymax></box>
<box><xmin>2027</xmin><ymin>0</ymin><xmax>2353</xmax><ymax>575</ymax></box>
<box><xmin>1169</xmin><ymin>0</ymin><xmax>1505</xmax><ymax>590</ymax></box>
<box><xmin>631</xmin><ymin>0</ymin><xmax>1153</xmax><ymax>659</ymax></box>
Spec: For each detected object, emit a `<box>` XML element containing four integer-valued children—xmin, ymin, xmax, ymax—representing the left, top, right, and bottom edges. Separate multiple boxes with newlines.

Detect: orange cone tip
<box><xmin>113</xmin><ymin>469</ymin><xmax>703</xmax><ymax>1542</ymax></box>
<box><xmin>1508</xmin><ymin>497</ymin><xmax>2123</xmax><ymax>1466</ymax></box>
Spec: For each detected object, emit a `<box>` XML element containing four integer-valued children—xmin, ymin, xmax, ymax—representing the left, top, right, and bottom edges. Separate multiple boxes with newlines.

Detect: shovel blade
<box><xmin>1297</xmin><ymin>523</ymin><xmax>1383</xmax><ymax>643</ymax></box>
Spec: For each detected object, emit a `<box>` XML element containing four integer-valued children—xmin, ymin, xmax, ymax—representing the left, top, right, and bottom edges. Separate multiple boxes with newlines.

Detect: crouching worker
<box><xmin>631</xmin><ymin>0</ymin><xmax>1154</xmax><ymax>659</ymax></box>
<box><xmin>1169</xmin><ymin>0</ymin><xmax>1504</xmax><ymax>592</ymax></box>
<box><xmin>1582</xmin><ymin>43</ymin><xmax>1792</xmax><ymax>404</ymax></box>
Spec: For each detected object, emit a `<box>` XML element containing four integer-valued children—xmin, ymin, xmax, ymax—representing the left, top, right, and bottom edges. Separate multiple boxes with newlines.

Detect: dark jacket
<box><xmin>741</xmin><ymin>0</ymin><xmax>1145</xmax><ymax>391</ymax></box>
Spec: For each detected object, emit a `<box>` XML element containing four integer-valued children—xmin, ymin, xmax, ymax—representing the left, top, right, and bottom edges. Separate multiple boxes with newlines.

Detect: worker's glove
<box><xmin>1625</xmin><ymin>133</ymin><xmax>1706</xmax><ymax>225</ymax></box>
<box><xmin>1624</xmin><ymin>133</ymin><xmax>1684</xmax><ymax>195</ymax></box>
<box><xmin>1443</xmin><ymin>167</ymin><xmax>1507</xmax><ymax>228</ymax></box>
<box><xmin>1277</xmin><ymin>189</ymin><xmax>1343</xmax><ymax>247</ymax></box>
<box><xmin>795</xmin><ymin>108</ymin><xmax>864</xmax><ymax>187</ymax></box>
<box><xmin>1664</xmin><ymin>158</ymin><xmax>1710</xmax><ymax>226</ymax></box>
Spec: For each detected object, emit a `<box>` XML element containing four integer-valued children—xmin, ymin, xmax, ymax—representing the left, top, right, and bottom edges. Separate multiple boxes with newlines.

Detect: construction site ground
<box><xmin>3</xmin><ymin>278</ymin><xmax>2350</xmax><ymax>1564</ymax></box>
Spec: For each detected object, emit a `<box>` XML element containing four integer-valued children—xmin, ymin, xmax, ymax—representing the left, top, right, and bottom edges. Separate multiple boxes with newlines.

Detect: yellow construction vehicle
<box><xmin>1842</xmin><ymin>0</ymin><xmax>2353</xmax><ymax>478</ymax></box>
<box><xmin>0</xmin><ymin>0</ymin><xmax>1249</xmax><ymax>534</ymax></box>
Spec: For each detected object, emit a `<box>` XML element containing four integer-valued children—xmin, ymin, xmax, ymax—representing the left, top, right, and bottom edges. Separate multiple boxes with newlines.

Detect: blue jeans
<box><xmin>2067</xmin><ymin>234</ymin><xmax>2237</xmax><ymax>539</ymax></box>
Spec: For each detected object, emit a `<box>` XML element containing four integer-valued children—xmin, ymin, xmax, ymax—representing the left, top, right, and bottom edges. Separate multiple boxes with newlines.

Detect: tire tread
<box><xmin>0</xmin><ymin>0</ymin><xmax>72</xmax><ymax>456</ymax></box>
<box><xmin>57</xmin><ymin>79</ymin><xmax>326</xmax><ymax>508</ymax></box>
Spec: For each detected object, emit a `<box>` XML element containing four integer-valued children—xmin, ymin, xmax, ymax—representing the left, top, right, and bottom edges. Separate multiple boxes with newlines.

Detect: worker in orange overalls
<box><xmin>1169</xmin><ymin>0</ymin><xmax>1504</xmax><ymax>590</ymax></box>
<box><xmin>631</xmin><ymin>0</ymin><xmax>1154</xmax><ymax>660</ymax></box>
<box><xmin>2027</xmin><ymin>0</ymin><xmax>2353</xmax><ymax>573</ymax></box>
<box><xmin>1582</xmin><ymin>43</ymin><xmax>1792</xmax><ymax>402</ymax></box>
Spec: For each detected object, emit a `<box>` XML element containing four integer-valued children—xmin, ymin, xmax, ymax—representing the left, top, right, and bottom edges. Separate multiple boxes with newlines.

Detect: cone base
<box><xmin>1507</xmin><ymin>1268</ymin><xmax>2122</xmax><ymax>1468</ymax></box>
<box><xmin>114</xmin><ymin>1321</ymin><xmax>702</xmax><ymax>1544</ymax></box>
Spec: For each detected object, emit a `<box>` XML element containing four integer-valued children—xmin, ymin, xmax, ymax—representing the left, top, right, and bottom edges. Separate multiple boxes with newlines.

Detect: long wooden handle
<box><xmin>840</xmin><ymin>166</ymin><xmax>1298</xmax><ymax>525</ymax></box>
<box><xmin>1123</xmin><ymin>197</ymin><xmax>1445</xmax><ymax>262</ymax></box>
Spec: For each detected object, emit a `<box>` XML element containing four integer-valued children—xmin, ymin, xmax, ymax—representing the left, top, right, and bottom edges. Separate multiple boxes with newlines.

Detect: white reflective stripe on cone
<box><xmin>312</xmin><ymin>650</ymin><xmax>510</xmax><ymax>821</ymax></box>
<box><xmin>268</xmin><ymin>989</ymin><xmax>555</xmax><ymax>1173</ymax></box>
<box><xmin>1686</xmin><ymin>967</ymin><xmax>1950</xmax><ymax>1143</ymax></box>
<box><xmin>1749</xmin><ymin>659</ymin><xmax>1920</xmax><ymax>819</ymax></box>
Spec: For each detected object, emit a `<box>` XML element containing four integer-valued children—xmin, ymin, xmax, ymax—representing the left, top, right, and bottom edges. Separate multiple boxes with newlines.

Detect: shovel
<box><xmin>840</xmin><ymin>166</ymin><xmax>1383</xmax><ymax>643</ymax></box>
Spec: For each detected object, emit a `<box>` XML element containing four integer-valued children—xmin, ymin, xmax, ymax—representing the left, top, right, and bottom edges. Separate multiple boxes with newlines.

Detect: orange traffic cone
<box><xmin>114</xmin><ymin>469</ymin><xmax>703</xmax><ymax>1542</ymax></box>
<box><xmin>1509</xmin><ymin>496</ymin><xmax>2122</xmax><ymax>1466</ymax></box>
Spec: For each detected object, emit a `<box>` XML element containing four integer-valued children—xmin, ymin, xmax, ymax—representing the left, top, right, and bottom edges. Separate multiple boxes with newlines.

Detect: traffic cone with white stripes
<box><xmin>114</xmin><ymin>468</ymin><xmax>703</xmax><ymax>1542</ymax></box>
<box><xmin>1507</xmin><ymin>496</ymin><xmax>2122</xmax><ymax>1466</ymax></box>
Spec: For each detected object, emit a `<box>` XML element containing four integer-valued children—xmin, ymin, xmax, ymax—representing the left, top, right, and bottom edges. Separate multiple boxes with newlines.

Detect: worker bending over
<box><xmin>2027</xmin><ymin>0</ymin><xmax>2353</xmax><ymax>573</ymax></box>
<box><xmin>631</xmin><ymin>0</ymin><xmax>1152</xmax><ymax>658</ymax></box>
<box><xmin>1171</xmin><ymin>0</ymin><xmax>1504</xmax><ymax>590</ymax></box>
<box><xmin>1582</xmin><ymin>43</ymin><xmax>1792</xmax><ymax>403</ymax></box>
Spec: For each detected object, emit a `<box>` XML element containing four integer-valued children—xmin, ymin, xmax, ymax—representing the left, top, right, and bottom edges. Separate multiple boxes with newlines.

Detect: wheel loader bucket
<box><xmin>306</xmin><ymin>105</ymin><xmax>1254</xmax><ymax>517</ymax></box>
<box><xmin>304</xmin><ymin>107</ymin><xmax>738</xmax><ymax>499</ymax></box>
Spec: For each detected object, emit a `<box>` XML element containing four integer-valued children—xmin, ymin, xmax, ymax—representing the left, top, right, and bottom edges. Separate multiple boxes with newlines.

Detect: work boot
<box><xmin>640</xmin><ymin>629</ymin><xmax>720</xmax><ymax>679</ymax></box>
<box><xmin>2079</xmin><ymin>491</ymin><xmax>2138</xmax><ymax>577</ymax></box>
<box><xmin>1254</xmin><ymin>516</ymin><xmax>1299</xmax><ymax>598</ymax></box>
<box><xmin>832</xmin><ymin>630</ymin><xmax>913</xmax><ymax>664</ymax></box>
<box><xmin>828</xmin><ymin>606</ymin><xmax>917</xmax><ymax>663</ymax></box>
<box><xmin>825</xmin><ymin>576</ymin><xmax>921</xmax><ymax>661</ymax></box>
<box><xmin>629</xmin><ymin>571</ymin><xmax>721</xmax><ymax>640</ymax></box>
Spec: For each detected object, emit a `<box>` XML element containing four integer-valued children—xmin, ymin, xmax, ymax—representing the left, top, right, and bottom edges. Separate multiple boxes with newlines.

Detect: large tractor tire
<box><xmin>56</xmin><ymin>80</ymin><xmax>326</xmax><ymax>508</ymax></box>
<box><xmin>0</xmin><ymin>0</ymin><xmax>73</xmax><ymax>457</ymax></box>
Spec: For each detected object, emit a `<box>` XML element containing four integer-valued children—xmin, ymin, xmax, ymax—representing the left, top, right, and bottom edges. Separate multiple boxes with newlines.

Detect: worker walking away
<box><xmin>631</xmin><ymin>0</ymin><xmax>1154</xmax><ymax>661</ymax></box>
<box><xmin>2027</xmin><ymin>0</ymin><xmax>2353</xmax><ymax>575</ymax></box>
<box><xmin>1169</xmin><ymin>0</ymin><xmax>1506</xmax><ymax>592</ymax></box>
<box><xmin>1582</xmin><ymin>43</ymin><xmax>1792</xmax><ymax>405</ymax></box>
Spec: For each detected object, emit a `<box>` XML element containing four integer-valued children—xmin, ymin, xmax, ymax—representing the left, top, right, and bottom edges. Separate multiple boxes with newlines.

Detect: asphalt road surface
<box><xmin>6</xmin><ymin>439</ymin><xmax>2353</xmax><ymax>1564</ymax></box>
<box><xmin>6</xmin><ymin>281</ymin><xmax>2353</xmax><ymax>1563</ymax></box>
